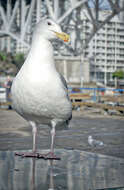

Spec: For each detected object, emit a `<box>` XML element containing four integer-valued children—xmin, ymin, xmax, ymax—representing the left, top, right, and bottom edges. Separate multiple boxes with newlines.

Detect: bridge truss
<box><xmin>0</xmin><ymin>0</ymin><xmax>124</xmax><ymax>56</ymax></box>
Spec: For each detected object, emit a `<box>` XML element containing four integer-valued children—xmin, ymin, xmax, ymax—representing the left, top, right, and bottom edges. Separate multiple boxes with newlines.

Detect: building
<box><xmin>0</xmin><ymin>1</ymin><xmax>124</xmax><ymax>85</ymax></box>
<box><xmin>81</xmin><ymin>10</ymin><xmax>124</xmax><ymax>85</ymax></box>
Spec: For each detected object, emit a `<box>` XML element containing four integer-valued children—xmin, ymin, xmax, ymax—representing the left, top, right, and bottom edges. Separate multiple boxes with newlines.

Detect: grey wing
<box><xmin>59</xmin><ymin>73</ymin><xmax>72</xmax><ymax>123</ymax></box>
<box><xmin>59</xmin><ymin>73</ymin><xmax>68</xmax><ymax>90</ymax></box>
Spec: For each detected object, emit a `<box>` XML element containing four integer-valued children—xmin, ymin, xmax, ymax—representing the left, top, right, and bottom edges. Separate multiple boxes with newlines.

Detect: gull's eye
<box><xmin>47</xmin><ymin>21</ymin><xmax>52</xmax><ymax>26</ymax></box>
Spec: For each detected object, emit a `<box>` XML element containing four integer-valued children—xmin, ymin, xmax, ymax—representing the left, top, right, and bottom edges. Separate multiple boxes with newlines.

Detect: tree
<box><xmin>112</xmin><ymin>70</ymin><xmax>124</xmax><ymax>79</ymax></box>
<box><xmin>13</xmin><ymin>53</ymin><xmax>25</xmax><ymax>69</ymax></box>
<box><xmin>0</xmin><ymin>52</ymin><xmax>7</xmax><ymax>61</ymax></box>
<box><xmin>0</xmin><ymin>51</ymin><xmax>25</xmax><ymax>75</ymax></box>
<box><xmin>112</xmin><ymin>70</ymin><xmax>124</xmax><ymax>88</ymax></box>
<box><xmin>0</xmin><ymin>52</ymin><xmax>17</xmax><ymax>75</ymax></box>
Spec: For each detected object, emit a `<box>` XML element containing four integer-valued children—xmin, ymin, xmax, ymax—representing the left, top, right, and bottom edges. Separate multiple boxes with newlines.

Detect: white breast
<box><xmin>11</xmin><ymin>37</ymin><xmax>72</xmax><ymax>125</ymax></box>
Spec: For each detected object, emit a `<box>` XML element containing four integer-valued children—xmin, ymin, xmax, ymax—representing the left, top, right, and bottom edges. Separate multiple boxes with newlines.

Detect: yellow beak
<box><xmin>55</xmin><ymin>32</ymin><xmax>70</xmax><ymax>42</ymax></box>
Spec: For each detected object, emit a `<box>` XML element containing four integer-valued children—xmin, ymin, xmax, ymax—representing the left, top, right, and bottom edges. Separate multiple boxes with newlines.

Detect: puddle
<box><xmin>0</xmin><ymin>149</ymin><xmax>124</xmax><ymax>190</ymax></box>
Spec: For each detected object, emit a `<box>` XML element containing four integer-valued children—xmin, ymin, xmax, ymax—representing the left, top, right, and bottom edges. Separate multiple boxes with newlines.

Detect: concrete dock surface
<box><xmin>0</xmin><ymin>149</ymin><xmax>124</xmax><ymax>190</ymax></box>
<box><xmin>0</xmin><ymin>109</ymin><xmax>124</xmax><ymax>158</ymax></box>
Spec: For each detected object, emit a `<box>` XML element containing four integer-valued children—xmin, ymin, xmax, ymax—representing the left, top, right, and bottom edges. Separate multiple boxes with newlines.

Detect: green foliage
<box><xmin>112</xmin><ymin>70</ymin><xmax>124</xmax><ymax>79</ymax></box>
<box><xmin>14</xmin><ymin>53</ymin><xmax>24</xmax><ymax>62</ymax></box>
<box><xmin>0</xmin><ymin>51</ymin><xmax>25</xmax><ymax>75</ymax></box>
<box><xmin>13</xmin><ymin>53</ymin><xmax>25</xmax><ymax>69</ymax></box>
<box><xmin>0</xmin><ymin>52</ymin><xmax>7</xmax><ymax>61</ymax></box>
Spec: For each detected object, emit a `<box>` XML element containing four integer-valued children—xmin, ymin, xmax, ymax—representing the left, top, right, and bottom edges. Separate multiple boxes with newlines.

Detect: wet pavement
<box><xmin>0</xmin><ymin>110</ymin><xmax>124</xmax><ymax>158</ymax></box>
<box><xmin>0</xmin><ymin>110</ymin><xmax>124</xmax><ymax>189</ymax></box>
<box><xmin>0</xmin><ymin>149</ymin><xmax>124</xmax><ymax>190</ymax></box>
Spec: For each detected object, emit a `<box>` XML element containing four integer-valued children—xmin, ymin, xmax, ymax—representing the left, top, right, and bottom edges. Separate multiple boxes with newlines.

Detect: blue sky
<box><xmin>88</xmin><ymin>0</ymin><xmax>111</xmax><ymax>10</ymax></box>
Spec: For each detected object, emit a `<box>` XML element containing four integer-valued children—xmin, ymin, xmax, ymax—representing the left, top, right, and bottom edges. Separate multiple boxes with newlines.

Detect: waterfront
<box><xmin>0</xmin><ymin>109</ymin><xmax>124</xmax><ymax>158</ymax></box>
<box><xmin>0</xmin><ymin>109</ymin><xmax>124</xmax><ymax>190</ymax></box>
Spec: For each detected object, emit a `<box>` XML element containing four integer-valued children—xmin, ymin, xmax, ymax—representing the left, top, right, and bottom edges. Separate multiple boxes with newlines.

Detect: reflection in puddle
<box><xmin>0</xmin><ymin>149</ymin><xmax>124</xmax><ymax>190</ymax></box>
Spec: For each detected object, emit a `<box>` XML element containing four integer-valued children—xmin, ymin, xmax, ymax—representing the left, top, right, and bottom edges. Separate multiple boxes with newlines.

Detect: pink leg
<box><xmin>15</xmin><ymin>121</ymin><xmax>44</xmax><ymax>158</ymax></box>
<box><xmin>32</xmin><ymin>121</ymin><xmax>37</xmax><ymax>153</ymax></box>
<box><xmin>50</xmin><ymin>124</ymin><xmax>55</xmax><ymax>154</ymax></box>
<box><xmin>42</xmin><ymin>121</ymin><xmax>60</xmax><ymax>160</ymax></box>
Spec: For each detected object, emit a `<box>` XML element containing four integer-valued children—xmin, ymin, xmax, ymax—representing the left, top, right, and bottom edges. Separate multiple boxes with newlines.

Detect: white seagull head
<box><xmin>33</xmin><ymin>18</ymin><xmax>70</xmax><ymax>42</ymax></box>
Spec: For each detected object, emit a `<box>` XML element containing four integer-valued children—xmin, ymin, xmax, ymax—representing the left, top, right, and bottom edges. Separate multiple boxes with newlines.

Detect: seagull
<box><xmin>88</xmin><ymin>136</ymin><xmax>104</xmax><ymax>147</ymax></box>
<box><xmin>11</xmin><ymin>19</ymin><xmax>72</xmax><ymax>159</ymax></box>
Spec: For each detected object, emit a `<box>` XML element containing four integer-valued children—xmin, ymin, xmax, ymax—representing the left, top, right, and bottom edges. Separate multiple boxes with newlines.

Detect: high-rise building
<box><xmin>81</xmin><ymin>10</ymin><xmax>124</xmax><ymax>85</ymax></box>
